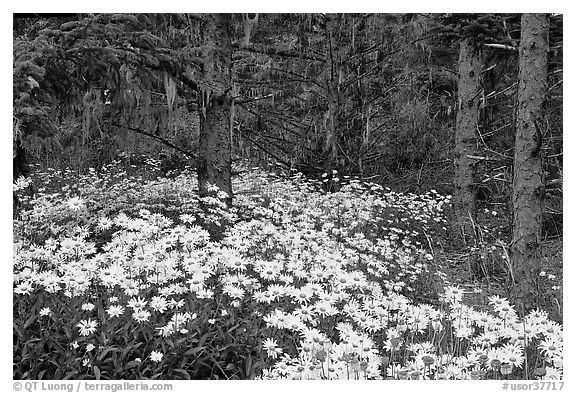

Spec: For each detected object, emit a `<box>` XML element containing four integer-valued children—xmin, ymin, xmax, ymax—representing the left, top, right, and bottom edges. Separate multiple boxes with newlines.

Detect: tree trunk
<box><xmin>323</xmin><ymin>14</ymin><xmax>344</xmax><ymax>168</ymax></box>
<box><xmin>198</xmin><ymin>13</ymin><xmax>233</xmax><ymax>206</ymax></box>
<box><xmin>453</xmin><ymin>38</ymin><xmax>483</xmax><ymax>245</ymax></box>
<box><xmin>510</xmin><ymin>13</ymin><xmax>549</xmax><ymax>314</ymax></box>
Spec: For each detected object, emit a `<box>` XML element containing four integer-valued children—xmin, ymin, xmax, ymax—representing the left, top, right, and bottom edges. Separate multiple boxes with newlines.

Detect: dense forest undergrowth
<box><xmin>13</xmin><ymin>157</ymin><xmax>563</xmax><ymax>380</ymax></box>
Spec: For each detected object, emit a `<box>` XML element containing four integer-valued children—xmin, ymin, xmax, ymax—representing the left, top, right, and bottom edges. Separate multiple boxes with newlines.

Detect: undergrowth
<box><xmin>13</xmin><ymin>158</ymin><xmax>563</xmax><ymax>380</ymax></box>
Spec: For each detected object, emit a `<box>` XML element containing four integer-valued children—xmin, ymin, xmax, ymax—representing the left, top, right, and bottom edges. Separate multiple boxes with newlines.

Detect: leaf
<box><xmin>24</xmin><ymin>314</ymin><xmax>37</xmax><ymax>329</ymax></box>
<box><xmin>98</xmin><ymin>346</ymin><xmax>120</xmax><ymax>361</ymax></box>
<box><xmin>172</xmin><ymin>368</ymin><xmax>191</xmax><ymax>380</ymax></box>
<box><xmin>184</xmin><ymin>346</ymin><xmax>206</xmax><ymax>356</ymax></box>
<box><xmin>63</xmin><ymin>370</ymin><xmax>79</xmax><ymax>380</ymax></box>
<box><xmin>93</xmin><ymin>366</ymin><xmax>101</xmax><ymax>380</ymax></box>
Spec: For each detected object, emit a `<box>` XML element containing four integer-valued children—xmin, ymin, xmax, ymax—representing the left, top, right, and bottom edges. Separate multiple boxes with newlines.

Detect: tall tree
<box><xmin>510</xmin><ymin>13</ymin><xmax>549</xmax><ymax>313</ymax></box>
<box><xmin>197</xmin><ymin>14</ymin><xmax>233</xmax><ymax>206</ymax></box>
<box><xmin>453</xmin><ymin>37</ymin><xmax>483</xmax><ymax>244</ymax></box>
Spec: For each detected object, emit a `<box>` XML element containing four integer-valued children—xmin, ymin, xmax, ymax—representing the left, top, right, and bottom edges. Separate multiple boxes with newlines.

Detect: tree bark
<box><xmin>510</xmin><ymin>13</ymin><xmax>549</xmax><ymax>314</ymax></box>
<box><xmin>323</xmin><ymin>14</ymin><xmax>344</xmax><ymax>168</ymax></box>
<box><xmin>453</xmin><ymin>38</ymin><xmax>483</xmax><ymax>244</ymax></box>
<box><xmin>198</xmin><ymin>13</ymin><xmax>233</xmax><ymax>206</ymax></box>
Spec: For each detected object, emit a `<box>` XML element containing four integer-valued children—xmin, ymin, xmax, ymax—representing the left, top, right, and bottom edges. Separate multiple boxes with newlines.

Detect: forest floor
<box><xmin>13</xmin><ymin>160</ymin><xmax>564</xmax><ymax>380</ymax></box>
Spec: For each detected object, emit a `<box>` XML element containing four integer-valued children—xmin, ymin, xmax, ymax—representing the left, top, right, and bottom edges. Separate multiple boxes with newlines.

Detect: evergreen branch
<box><xmin>232</xmin><ymin>42</ymin><xmax>325</xmax><ymax>62</ymax></box>
<box><xmin>237</xmin><ymin>128</ymin><xmax>293</xmax><ymax>168</ymax></box>
<box><xmin>112</xmin><ymin>122</ymin><xmax>196</xmax><ymax>159</ymax></box>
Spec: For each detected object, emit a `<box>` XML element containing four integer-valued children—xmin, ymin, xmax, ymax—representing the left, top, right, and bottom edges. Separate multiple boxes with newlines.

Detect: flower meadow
<box><xmin>13</xmin><ymin>159</ymin><xmax>563</xmax><ymax>380</ymax></box>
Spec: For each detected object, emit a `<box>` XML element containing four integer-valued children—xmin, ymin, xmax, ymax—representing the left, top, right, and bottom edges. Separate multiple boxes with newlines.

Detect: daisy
<box><xmin>314</xmin><ymin>301</ymin><xmax>337</xmax><ymax>317</ymax></box>
<box><xmin>262</xmin><ymin>338</ymin><xmax>283</xmax><ymax>359</ymax></box>
<box><xmin>502</xmin><ymin>351</ymin><xmax>525</xmax><ymax>369</ymax></box>
<box><xmin>267</xmin><ymin>284</ymin><xmax>286</xmax><ymax>299</ymax></box>
<box><xmin>106</xmin><ymin>305</ymin><xmax>125</xmax><ymax>318</ymax></box>
<box><xmin>542</xmin><ymin>321</ymin><xmax>563</xmax><ymax>339</ymax></box>
<box><xmin>342</xmin><ymin>299</ymin><xmax>361</xmax><ymax>316</ymax></box>
<box><xmin>77</xmin><ymin>318</ymin><xmax>98</xmax><ymax>336</ymax></box>
<box><xmin>488</xmin><ymin>295</ymin><xmax>509</xmax><ymax>309</ymax></box>
<box><xmin>223</xmin><ymin>284</ymin><xmax>245</xmax><ymax>299</ymax></box>
<box><xmin>150</xmin><ymin>351</ymin><xmax>163</xmax><ymax>363</ymax></box>
<box><xmin>538</xmin><ymin>337</ymin><xmax>563</xmax><ymax>359</ymax></box>
<box><xmin>127</xmin><ymin>296</ymin><xmax>148</xmax><ymax>311</ymax></box>
<box><xmin>293</xmin><ymin>305</ymin><xmax>316</xmax><ymax>322</ymax></box>
<box><xmin>443</xmin><ymin>286</ymin><xmax>464</xmax><ymax>303</ymax></box>
<box><xmin>97</xmin><ymin>216</ymin><xmax>113</xmax><ymax>231</ymax></box>
<box><xmin>454</xmin><ymin>325</ymin><xmax>473</xmax><ymax>339</ymax></box>
<box><xmin>260</xmin><ymin>268</ymin><xmax>279</xmax><ymax>281</ymax></box>
<box><xmin>39</xmin><ymin>307</ymin><xmax>52</xmax><ymax>317</ymax></box>
<box><xmin>228</xmin><ymin>256</ymin><xmax>248</xmax><ymax>271</ymax></box>
<box><xmin>132</xmin><ymin>309</ymin><xmax>151</xmax><ymax>323</ymax></box>
<box><xmin>150</xmin><ymin>296</ymin><xmax>168</xmax><ymax>313</ymax></box>
<box><xmin>517</xmin><ymin>322</ymin><xmax>539</xmax><ymax>341</ymax></box>
<box><xmin>278</xmin><ymin>274</ymin><xmax>294</xmax><ymax>284</ymax></box>
<box><xmin>291</xmin><ymin>287</ymin><xmax>314</xmax><ymax>304</ymax></box>
<box><xmin>445</xmin><ymin>364</ymin><xmax>463</xmax><ymax>379</ymax></box>
<box><xmin>14</xmin><ymin>281</ymin><xmax>33</xmax><ymax>295</ymax></box>
<box><xmin>81</xmin><ymin>303</ymin><xmax>95</xmax><ymax>311</ymax></box>
<box><xmin>66</xmin><ymin>196</ymin><xmax>86</xmax><ymax>211</ymax></box>
<box><xmin>188</xmin><ymin>275</ymin><xmax>205</xmax><ymax>293</ymax></box>
<box><xmin>544</xmin><ymin>366</ymin><xmax>562</xmax><ymax>380</ymax></box>
<box><xmin>168</xmin><ymin>298</ymin><xmax>185</xmax><ymax>309</ymax></box>
<box><xmin>475</xmin><ymin>331</ymin><xmax>499</xmax><ymax>347</ymax></box>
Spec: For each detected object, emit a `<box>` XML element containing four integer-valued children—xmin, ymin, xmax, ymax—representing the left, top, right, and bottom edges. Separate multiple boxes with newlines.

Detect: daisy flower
<box><xmin>502</xmin><ymin>351</ymin><xmax>525</xmax><ymax>369</ymax></box>
<box><xmin>39</xmin><ymin>307</ymin><xmax>52</xmax><ymax>316</ymax></box>
<box><xmin>223</xmin><ymin>284</ymin><xmax>245</xmax><ymax>299</ymax></box>
<box><xmin>77</xmin><ymin>318</ymin><xmax>98</xmax><ymax>336</ymax></box>
<box><xmin>259</xmin><ymin>266</ymin><xmax>280</xmax><ymax>281</ymax></box>
<box><xmin>228</xmin><ymin>256</ymin><xmax>248</xmax><ymax>271</ymax></box>
<box><xmin>150</xmin><ymin>351</ymin><xmax>163</xmax><ymax>363</ymax></box>
<box><xmin>488</xmin><ymin>295</ymin><xmax>509</xmax><ymax>309</ymax></box>
<box><xmin>539</xmin><ymin>337</ymin><xmax>563</xmax><ymax>359</ymax></box>
<box><xmin>475</xmin><ymin>331</ymin><xmax>500</xmax><ymax>347</ymax></box>
<box><xmin>127</xmin><ymin>296</ymin><xmax>148</xmax><ymax>311</ymax></box>
<box><xmin>544</xmin><ymin>366</ymin><xmax>562</xmax><ymax>380</ymax></box>
<box><xmin>443</xmin><ymin>286</ymin><xmax>464</xmax><ymax>303</ymax></box>
<box><xmin>132</xmin><ymin>309</ymin><xmax>151</xmax><ymax>323</ymax></box>
<box><xmin>150</xmin><ymin>296</ymin><xmax>168</xmax><ymax>313</ymax></box>
<box><xmin>97</xmin><ymin>216</ymin><xmax>113</xmax><ymax>231</ymax></box>
<box><xmin>262</xmin><ymin>338</ymin><xmax>283</xmax><ymax>359</ymax></box>
<box><xmin>454</xmin><ymin>325</ymin><xmax>473</xmax><ymax>339</ymax></box>
<box><xmin>291</xmin><ymin>287</ymin><xmax>314</xmax><ymax>304</ymax></box>
<box><xmin>14</xmin><ymin>281</ymin><xmax>33</xmax><ymax>295</ymax></box>
<box><xmin>106</xmin><ymin>305</ymin><xmax>125</xmax><ymax>318</ymax></box>
<box><xmin>314</xmin><ymin>301</ymin><xmax>336</xmax><ymax>317</ymax></box>
<box><xmin>293</xmin><ymin>305</ymin><xmax>316</xmax><ymax>322</ymax></box>
<box><xmin>66</xmin><ymin>196</ymin><xmax>86</xmax><ymax>211</ymax></box>
<box><xmin>81</xmin><ymin>303</ymin><xmax>95</xmax><ymax>311</ymax></box>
